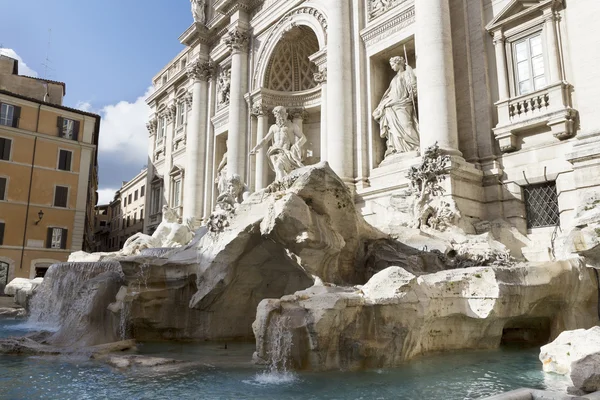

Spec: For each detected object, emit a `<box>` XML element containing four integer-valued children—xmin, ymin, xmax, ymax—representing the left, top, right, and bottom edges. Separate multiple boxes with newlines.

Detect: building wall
<box><xmin>0</xmin><ymin>80</ymin><xmax>99</xmax><ymax>282</ymax></box>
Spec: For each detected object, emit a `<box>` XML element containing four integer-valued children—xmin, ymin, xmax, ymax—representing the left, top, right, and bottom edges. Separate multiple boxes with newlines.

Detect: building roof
<box><xmin>20</xmin><ymin>75</ymin><xmax>67</xmax><ymax>95</ymax></box>
<box><xmin>0</xmin><ymin>88</ymin><xmax>100</xmax><ymax>119</ymax></box>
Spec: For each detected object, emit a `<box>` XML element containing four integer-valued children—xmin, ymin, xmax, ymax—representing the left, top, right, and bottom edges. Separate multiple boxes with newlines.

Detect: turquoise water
<box><xmin>0</xmin><ymin>319</ymin><xmax>570</xmax><ymax>400</ymax></box>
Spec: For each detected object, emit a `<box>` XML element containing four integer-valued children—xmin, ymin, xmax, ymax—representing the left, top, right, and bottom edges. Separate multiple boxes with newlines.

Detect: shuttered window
<box><xmin>0</xmin><ymin>137</ymin><xmax>11</xmax><ymax>161</ymax></box>
<box><xmin>46</xmin><ymin>227</ymin><xmax>67</xmax><ymax>249</ymax></box>
<box><xmin>0</xmin><ymin>103</ymin><xmax>20</xmax><ymax>128</ymax></box>
<box><xmin>54</xmin><ymin>186</ymin><xmax>69</xmax><ymax>208</ymax></box>
<box><xmin>57</xmin><ymin>117</ymin><xmax>80</xmax><ymax>141</ymax></box>
<box><xmin>0</xmin><ymin>177</ymin><xmax>6</xmax><ymax>200</ymax></box>
<box><xmin>0</xmin><ymin>222</ymin><xmax>5</xmax><ymax>245</ymax></box>
<box><xmin>58</xmin><ymin>150</ymin><xmax>72</xmax><ymax>171</ymax></box>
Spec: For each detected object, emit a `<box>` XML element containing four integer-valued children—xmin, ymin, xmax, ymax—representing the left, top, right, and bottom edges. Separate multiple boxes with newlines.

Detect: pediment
<box><xmin>486</xmin><ymin>0</ymin><xmax>558</xmax><ymax>32</ymax></box>
<box><xmin>150</xmin><ymin>174</ymin><xmax>163</xmax><ymax>184</ymax></box>
<box><xmin>169</xmin><ymin>164</ymin><xmax>184</xmax><ymax>176</ymax></box>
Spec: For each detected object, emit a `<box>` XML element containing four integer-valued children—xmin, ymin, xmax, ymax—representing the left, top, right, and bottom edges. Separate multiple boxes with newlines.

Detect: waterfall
<box><xmin>119</xmin><ymin>301</ymin><xmax>131</xmax><ymax>341</ymax></box>
<box><xmin>139</xmin><ymin>248</ymin><xmax>172</xmax><ymax>257</ymax></box>
<box><xmin>28</xmin><ymin>262</ymin><xmax>123</xmax><ymax>331</ymax></box>
<box><xmin>267</xmin><ymin>316</ymin><xmax>293</xmax><ymax>373</ymax></box>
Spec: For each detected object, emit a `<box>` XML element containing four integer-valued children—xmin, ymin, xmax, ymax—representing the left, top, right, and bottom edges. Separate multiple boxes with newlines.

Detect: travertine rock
<box><xmin>254</xmin><ymin>260</ymin><xmax>597</xmax><ymax>371</ymax></box>
<box><xmin>540</xmin><ymin>326</ymin><xmax>600</xmax><ymax>392</ymax></box>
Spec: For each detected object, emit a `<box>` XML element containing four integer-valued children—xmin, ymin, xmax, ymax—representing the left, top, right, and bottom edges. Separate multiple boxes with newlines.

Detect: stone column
<box><xmin>251</xmin><ymin>101</ymin><xmax>269</xmax><ymax>190</ymax></box>
<box><xmin>163</xmin><ymin>104</ymin><xmax>177</xmax><ymax>204</ymax></box>
<box><xmin>326</xmin><ymin>1</ymin><xmax>354</xmax><ymax>184</ymax></box>
<box><xmin>544</xmin><ymin>10</ymin><xmax>562</xmax><ymax>83</ymax></box>
<box><xmin>203</xmin><ymin>75</ymin><xmax>217</xmax><ymax>219</ymax></box>
<box><xmin>183</xmin><ymin>60</ymin><xmax>213</xmax><ymax>224</ymax></box>
<box><xmin>225</xmin><ymin>29</ymin><xmax>249</xmax><ymax>181</ymax></box>
<box><xmin>314</xmin><ymin>68</ymin><xmax>328</xmax><ymax>163</ymax></box>
<box><xmin>415</xmin><ymin>0</ymin><xmax>461</xmax><ymax>156</ymax></box>
<box><xmin>493</xmin><ymin>32</ymin><xmax>510</xmax><ymax>101</ymax></box>
<box><xmin>290</xmin><ymin>108</ymin><xmax>308</xmax><ymax>133</ymax></box>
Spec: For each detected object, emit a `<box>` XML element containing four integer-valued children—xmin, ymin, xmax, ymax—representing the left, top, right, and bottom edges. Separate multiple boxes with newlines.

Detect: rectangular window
<box><xmin>152</xmin><ymin>186</ymin><xmax>161</xmax><ymax>214</ymax></box>
<box><xmin>54</xmin><ymin>186</ymin><xmax>68</xmax><ymax>208</ymax></box>
<box><xmin>58</xmin><ymin>149</ymin><xmax>72</xmax><ymax>171</ymax></box>
<box><xmin>158</xmin><ymin>118</ymin><xmax>166</xmax><ymax>138</ymax></box>
<box><xmin>0</xmin><ymin>222</ymin><xmax>4</xmax><ymax>245</ymax></box>
<box><xmin>133</xmin><ymin>212</ymin><xmax>137</xmax><ymax>224</ymax></box>
<box><xmin>141</xmin><ymin>186</ymin><xmax>145</xmax><ymax>197</ymax></box>
<box><xmin>524</xmin><ymin>182</ymin><xmax>560</xmax><ymax>228</ymax></box>
<box><xmin>514</xmin><ymin>33</ymin><xmax>546</xmax><ymax>96</ymax></box>
<box><xmin>0</xmin><ymin>177</ymin><xmax>6</xmax><ymax>200</ymax></box>
<box><xmin>126</xmin><ymin>216</ymin><xmax>130</xmax><ymax>227</ymax></box>
<box><xmin>128</xmin><ymin>194</ymin><xmax>132</xmax><ymax>204</ymax></box>
<box><xmin>123</xmin><ymin>197</ymin><xmax>127</xmax><ymax>207</ymax></box>
<box><xmin>178</xmin><ymin>103</ymin><xmax>186</xmax><ymax>126</ymax></box>
<box><xmin>0</xmin><ymin>103</ymin><xmax>20</xmax><ymax>127</ymax></box>
<box><xmin>57</xmin><ymin>117</ymin><xmax>80</xmax><ymax>140</ymax></box>
<box><xmin>0</xmin><ymin>137</ymin><xmax>12</xmax><ymax>161</ymax></box>
<box><xmin>140</xmin><ymin>209</ymin><xmax>144</xmax><ymax>221</ymax></box>
<box><xmin>46</xmin><ymin>227</ymin><xmax>67</xmax><ymax>249</ymax></box>
<box><xmin>134</xmin><ymin>190</ymin><xmax>138</xmax><ymax>201</ymax></box>
<box><xmin>172</xmin><ymin>180</ymin><xmax>181</xmax><ymax>207</ymax></box>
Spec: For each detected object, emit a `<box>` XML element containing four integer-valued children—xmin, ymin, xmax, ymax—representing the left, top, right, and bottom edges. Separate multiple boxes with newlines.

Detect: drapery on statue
<box><xmin>250</xmin><ymin>106</ymin><xmax>307</xmax><ymax>182</ymax></box>
<box><xmin>215</xmin><ymin>147</ymin><xmax>228</xmax><ymax>197</ymax></box>
<box><xmin>373</xmin><ymin>56</ymin><xmax>420</xmax><ymax>157</ymax></box>
<box><xmin>190</xmin><ymin>0</ymin><xmax>206</xmax><ymax>24</ymax></box>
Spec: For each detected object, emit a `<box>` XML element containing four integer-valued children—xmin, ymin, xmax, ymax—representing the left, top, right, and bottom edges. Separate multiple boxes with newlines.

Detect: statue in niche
<box><xmin>373</xmin><ymin>56</ymin><xmax>420</xmax><ymax>158</ymax></box>
<box><xmin>190</xmin><ymin>0</ymin><xmax>206</xmax><ymax>24</ymax></box>
<box><xmin>215</xmin><ymin>146</ymin><xmax>228</xmax><ymax>197</ymax></box>
<box><xmin>217</xmin><ymin>69</ymin><xmax>231</xmax><ymax>106</ymax></box>
<box><xmin>249</xmin><ymin>106</ymin><xmax>307</xmax><ymax>182</ymax></box>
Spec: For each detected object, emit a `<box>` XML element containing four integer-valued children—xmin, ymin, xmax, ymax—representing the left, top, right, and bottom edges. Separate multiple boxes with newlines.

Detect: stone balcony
<box><xmin>493</xmin><ymin>82</ymin><xmax>578</xmax><ymax>153</ymax></box>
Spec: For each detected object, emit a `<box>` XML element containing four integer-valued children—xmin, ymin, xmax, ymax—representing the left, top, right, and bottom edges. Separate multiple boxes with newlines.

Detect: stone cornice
<box><xmin>360</xmin><ymin>4</ymin><xmax>415</xmax><ymax>48</ymax></box>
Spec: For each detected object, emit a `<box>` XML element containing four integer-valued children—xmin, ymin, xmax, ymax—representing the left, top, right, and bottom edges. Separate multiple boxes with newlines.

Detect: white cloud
<box><xmin>75</xmin><ymin>101</ymin><xmax>93</xmax><ymax>112</ymax></box>
<box><xmin>96</xmin><ymin>87</ymin><xmax>153</xmax><ymax>166</ymax></box>
<box><xmin>0</xmin><ymin>48</ymin><xmax>38</xmax><ymax>77</ymax></box>
<box><xmin>97</xmin><ymin>188</ymin><xmax>118</xmax><ymax>205</ymax></box>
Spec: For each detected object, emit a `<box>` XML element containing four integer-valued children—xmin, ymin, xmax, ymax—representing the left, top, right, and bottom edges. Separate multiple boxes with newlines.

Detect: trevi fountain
<box><xmin>2</xmin><ymin>0</ymin><xmax>600</xmax><ymax>397</ymax></box>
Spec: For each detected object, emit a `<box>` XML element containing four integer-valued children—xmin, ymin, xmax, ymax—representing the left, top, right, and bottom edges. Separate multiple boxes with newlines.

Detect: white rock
<box><xmin>540</xmin><ymin>326</ymin><xmax>600</xmax><ymax>378</ymax></box>
<box><xmin>4</xmin><ymin>278</ymin><xmax>41</xmax><ymax>296</ymax></box>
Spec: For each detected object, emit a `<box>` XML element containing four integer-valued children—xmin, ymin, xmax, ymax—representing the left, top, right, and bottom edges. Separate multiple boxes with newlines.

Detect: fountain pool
<box><xmin>0</xmin><ymin>319</ymin><xmax>571</xmax><ymax>400</ymax></box>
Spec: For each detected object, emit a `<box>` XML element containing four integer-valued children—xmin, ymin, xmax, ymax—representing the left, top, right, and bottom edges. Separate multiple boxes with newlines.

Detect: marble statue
<box><xmin>217</xmin><ymin>69</ymin><xmax>231</xmax><ymax>106</ymax></box>
<box><xmin>373</xmin><ymin>56</ymin><xmax>420</xmax><ymax>157</ymax></box>
<box><xmin>215</xmin><ymin>148</ymin><xmax>228</xmax><ymax>197</ymax></box>
<box><xmin>190</xmin><ymin>0</ymin><xmax>206</xmax><ymax>24</ymax></box>
<box><xmin>121</xmin><ymin>205</ymin><xmax>193</xmax><ymax>255</ymax></box>
<box><xmin>208</xmin><ymin>174</ymin><xmax>245</xmax><ymax>232</ymax></box>
<box><xmin>250</xmin><ymin>106</ymin><xmax>307</xmax><ymax>181</ymax></box>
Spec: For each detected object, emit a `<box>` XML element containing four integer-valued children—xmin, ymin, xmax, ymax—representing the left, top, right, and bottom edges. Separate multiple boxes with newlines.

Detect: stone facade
<box><xmin>144</xmin><ymin>0</ymin><xmax>600</xmax><ymax>259</ymax></box>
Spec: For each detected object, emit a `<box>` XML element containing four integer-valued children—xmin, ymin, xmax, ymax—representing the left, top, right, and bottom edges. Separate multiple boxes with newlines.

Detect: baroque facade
<box><xmin>144</xmin><ymin>0</ymin><xmax>600</xmax><ymax>261</ymax></box>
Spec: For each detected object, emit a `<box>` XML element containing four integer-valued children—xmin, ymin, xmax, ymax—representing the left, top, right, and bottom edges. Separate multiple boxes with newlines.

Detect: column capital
<box><xmin>251</xmin><ymin>101</ymin><xmax>269</xmax><ymax>117</ymax></box>
<box><xmin>492</xmin><ymin>32</ymin><xmax>505</xmax><ymax>46</ymax></box>
<box><xmin>146</xmin><ymin>118</ymin><xmax>157</xmax><ymax>136</ymax></box>
<box><xmin>225</xmin><ymin>29</ymin><xmax>249</xmax><ymax>54</ymax></box>
<box><xmin>314</xmin><ymin>67</ymin><xmax>327</xmax><ymax>84</ymax></box>
<box><xmin>162</xmin><ymin>104</ymin><xmax>177</xmax><ymax>123</ymax></box>
<box><xmin>182</xmin><ymin>91</ymin><xmax>193</xmax><ymax>107</ymax></box>
<box><xmin>187</xmin><ymin>60</ymin><xmax>214</xmax><ymax>82</ymax></box>
<box><xmin>289</xmin><ymin>108</ymin><xmax>309</xmax><ymax>121</ymax></box>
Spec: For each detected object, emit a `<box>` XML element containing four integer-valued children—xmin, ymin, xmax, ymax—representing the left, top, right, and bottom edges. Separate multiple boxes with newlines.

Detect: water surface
<box><xmin>0</xmin><ymin>319</ymin><xmax>570</xmax><ymax>400</ymax></box>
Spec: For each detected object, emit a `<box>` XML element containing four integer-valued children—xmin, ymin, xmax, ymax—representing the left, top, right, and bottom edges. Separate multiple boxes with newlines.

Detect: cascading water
<box><xmin>119</xmin><ymin>301</ymin><xmax>131</xmax><ymax>341</ymax></box>
<box><xmin>254</xmin><ymin>316</ymin><xmax>297</xmax><ymax>384</ymax></box>
<box><xmin>28</xmin><ymin>262</ymin><xmax>123</xmax><ymax>332</ymax></box>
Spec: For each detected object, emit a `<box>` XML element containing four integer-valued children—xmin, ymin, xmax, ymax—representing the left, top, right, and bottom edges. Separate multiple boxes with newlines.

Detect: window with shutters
<box><xmin>524</xmin><ymin>182</ymin><xmax>560</xmax><ymax>228</ymax></box>
<box><xmin>58</xmin><ymin>117</ymin><xmax>80</xmax><ymax>140</ymax></box>
<box><xmin>0</xmin><ymin>137</ymin><xmax>11</xmax><ymax>161</ymax></box>
<box><xmin>0</xmin><ymin>222</ymin><xmax>5</xmax><ymax>245</ymax></box>
<box><xmin>58</xmin><ymin>149</ymin><xmax>72</xmax><ymax>171</ymax></box>
<box><xmin>0</xmin><ymin>177</ymin><xmax>6</xmax><ymax>200</ymax></box>
<box><xmin>47</xmin><ymin>227</ymin><xmax>67</xmax><ymax>249</ymax></box>
<box><xmin>54</xmin><ymin>186</ymin><xmax>69</xmax><ymax>208</ymax></box>
<box><xmin>0</xmin><ymin>103</ymin><xmax>20</xmax><ymax>127</ymax></box>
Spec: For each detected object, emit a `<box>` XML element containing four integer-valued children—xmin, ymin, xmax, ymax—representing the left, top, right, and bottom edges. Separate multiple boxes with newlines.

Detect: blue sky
<box><xmin>0</xmin><ymin>0</ymin><xmax>193</xmax><ymax>203</ymax></box>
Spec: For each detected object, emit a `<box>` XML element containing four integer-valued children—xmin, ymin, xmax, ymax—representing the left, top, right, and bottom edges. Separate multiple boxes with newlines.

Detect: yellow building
<box><xmin>0</xmin><ymin>55</ymin><xmax>100</xmax><ymax>289</ymax></box>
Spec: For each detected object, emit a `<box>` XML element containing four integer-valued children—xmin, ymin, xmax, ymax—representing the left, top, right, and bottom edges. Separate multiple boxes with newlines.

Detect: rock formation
<box><xmin>253</xmin><ymin>260</ymin><xmax>597</xmax><ymax>371</ymax></box>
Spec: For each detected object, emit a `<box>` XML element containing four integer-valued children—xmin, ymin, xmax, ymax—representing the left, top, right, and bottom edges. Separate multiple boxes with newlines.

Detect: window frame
<box><xmin>0</xmin><ymin>221</ymin><xmax>5</xmax><ymax>245</ymax></box>
<box><xmin>506</xmin><ymin>26</ymin><xmax>549</xmax><ymax>99</ymax></box>
<box><xmin>46</xmin><ymin>227</ymin><xmax>68</xmax><ymax>250</ymax></box>
<box><xmin>53</xmin><ymin>185</ymin><xmax>69</xmax><ymax>208</ymax></box>
<box><xmin>172</xmin><ymin>178</ymin><xmax>182</xmax><ymax>208</ymax></box>
<box><xmin>0</xmin><ymin>103</ymin><xmax>15</xmax><ymax>127</ymax></box>
<box><xmin>57</xmin><ymin>149</ymin><xmax>73</xmax><ymax>172</ymax></box>
<box><xmin>0</xmin><ymin>137</ymin><xmax>12</xmax><ymax>161</ymax></box>
<box><xmin>512</xmin><ymin>32</ymin><xmax>547</xmax><ymax>96</ymax></box>
<box><xmin>523</xmin><ymin>181</ymin><xmax>560</xmax><ymax>229</ymax></box>
<box><xmin>0</xmin><ymin>176</ymin><xmax>7</xmax><ymax>201</ymax></box>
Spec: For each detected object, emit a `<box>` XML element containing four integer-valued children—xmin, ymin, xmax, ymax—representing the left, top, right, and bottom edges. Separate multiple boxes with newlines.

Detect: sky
<box><xmin>0</xmin><ymin>0</ymin><xmax>193</xmax><ymax>204</ymax></box>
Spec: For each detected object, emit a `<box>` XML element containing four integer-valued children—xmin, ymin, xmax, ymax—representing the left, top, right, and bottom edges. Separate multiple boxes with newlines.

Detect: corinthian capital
<box><xmin>314</xmin><ymin>67</ymin><xmax>327</xmax><ymax>84</ymax></box>
<box><xmin>146</xmin><ymin>118</ymin><xmax>158</xmax><ymax>136</ymax></box>
<box><xmin>225</xmin><ymin>29</ymin><xmax>249</xmax><ymax>53</ymax></box>
<box><xmin>164</xmin><ymin>104</ymin><xmax>177</xmax><ymax>123</ymax></box>
<box><xmin>251</xmin><ymin>101</ymin><xmax>269</xmax><ymax>117</ymax></box>
<box><xmin>187</xmin><ymin>60</ymin><xmax>214</xmax><ymax>82</ymax></box>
